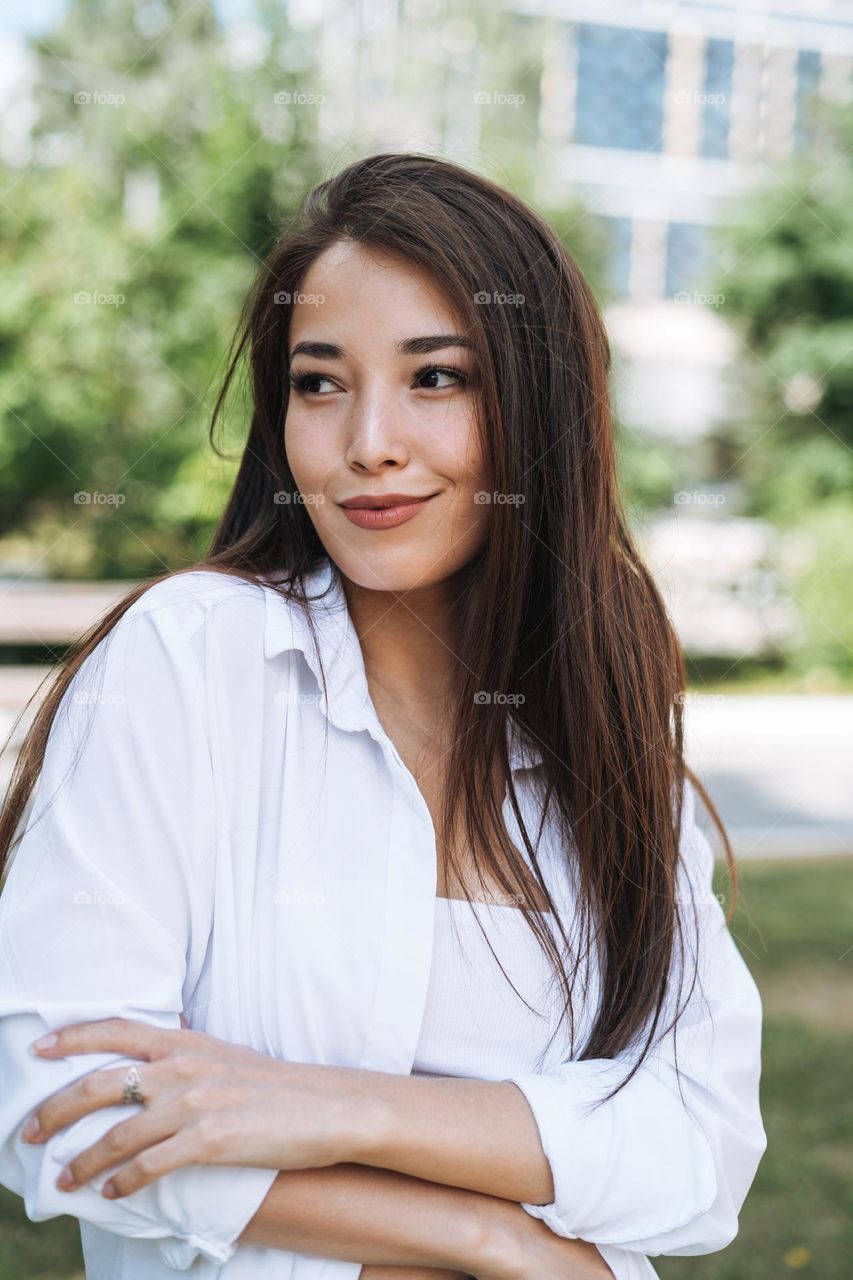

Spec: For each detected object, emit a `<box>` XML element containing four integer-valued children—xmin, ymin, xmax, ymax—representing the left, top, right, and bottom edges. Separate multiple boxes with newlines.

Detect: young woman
<box><xmin>0</xmin><ymin>152</ymin><xmax>767</xmax><ymax>1280</ymax></box>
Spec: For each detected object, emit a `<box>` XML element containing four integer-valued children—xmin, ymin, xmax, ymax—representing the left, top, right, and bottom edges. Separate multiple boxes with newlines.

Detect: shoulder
<box><xmin>118</xmin><ymin>569</ymin><xmax>268</xmax><ymax>646</ymax></box>
<box><xmin>67</xmin><ymin>570</ymin><xmax>280</xmax><ymax>713</ymax></box>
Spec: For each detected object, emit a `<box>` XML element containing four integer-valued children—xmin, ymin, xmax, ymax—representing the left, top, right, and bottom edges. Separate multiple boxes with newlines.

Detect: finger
<box><xmin>56</xmin><ymin>1104</ymin><xmax>182</xmax><ymax>1193</ymax></box>
<box><xmin>24</xmin><ymin>1063</ymin><xmax>153</xmax><ymax>1143</ymax></box>
<box><xmin>102</xmin><ymin>1128</ymin><xmax>216</xmax><ymax>1199</ymax></box>
<box><xmin>29</xmin><ymin>1017</ymin><xmax>182</xmax><ymax>1062</ymax></box>
<box><xmin>23</xmin><ymin>1055</ymin><xmax>187</xmax><ymax>1144</ymax></box>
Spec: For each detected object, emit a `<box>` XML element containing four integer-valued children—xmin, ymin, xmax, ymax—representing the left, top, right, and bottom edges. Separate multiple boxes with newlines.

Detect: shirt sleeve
<box><xmin>500</xmin><ymin>777</ymin><xmax>768</xmax><ymax>1258</ymax></box>
<box><xmin>0</xmin><ymin>593</ymin><xmax>278</xmax><ymax>1271</ymax></box>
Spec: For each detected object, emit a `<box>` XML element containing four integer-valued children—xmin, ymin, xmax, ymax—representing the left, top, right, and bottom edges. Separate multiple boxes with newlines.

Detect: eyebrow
<box><xmin>288</xmin><ymin>334</ymin><xmax>473</xmax><ymax>361</ymax></box>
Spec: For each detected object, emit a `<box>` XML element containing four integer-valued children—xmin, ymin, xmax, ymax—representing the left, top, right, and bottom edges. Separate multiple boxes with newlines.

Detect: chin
<box><xmin>328</xmin><ymin>545</ymin><xmax>473</xmax><ymax>596</ymax></box>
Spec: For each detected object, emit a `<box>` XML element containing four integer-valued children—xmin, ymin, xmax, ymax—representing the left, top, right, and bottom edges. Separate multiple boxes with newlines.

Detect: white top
<box><xmin>0</xmin><ymin>558</ymin><xmax>767</xmax><ymax>1280</ymax></box>
<box><xmin>411</xmin><ymin>896</ymin><xmax>564</xmax><ymax>1082</ymax></box>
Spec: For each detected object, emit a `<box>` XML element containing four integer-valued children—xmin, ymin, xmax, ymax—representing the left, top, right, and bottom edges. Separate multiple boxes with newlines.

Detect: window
<box><xmin>795</xmin><ymin>49</ymin><xmax>821</xmax><ymax>152</ymax></box>
<box><xmin>574</xmin><ymin>22</ymin><xmax>669</xmax><ymax>152</ymax></box>
<box><xmin>592</xmin><ymin>215</ymin><xmax>632</xmax><ymax>298</ymax></box>
<box><xmin>700</xmin><ymin>37</ymin><xmax>735</xmax><ymax>159</ymax></box>
<box><xmin>665</xmin><ymin>222</ymin><xmax>712</xmax><ymax>299</ymax></box>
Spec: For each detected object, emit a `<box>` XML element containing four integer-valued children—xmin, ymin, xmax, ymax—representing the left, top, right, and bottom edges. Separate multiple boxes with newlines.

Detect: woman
<box><xmin>0</xmin><ymin>152</ymin><xmax>767</xmax><ymax>1280</ymax></box>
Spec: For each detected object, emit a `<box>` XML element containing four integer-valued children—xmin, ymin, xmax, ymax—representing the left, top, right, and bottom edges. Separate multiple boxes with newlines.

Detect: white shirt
<box><xmin>0</xmin><ymin>557</ymin><xmax>767</xmax><ymax>1280</ymax></box>
<box><xmin>411</xmin><ymin>895</ymin><xmax>569</xmax><ymax>1082</ymax></box>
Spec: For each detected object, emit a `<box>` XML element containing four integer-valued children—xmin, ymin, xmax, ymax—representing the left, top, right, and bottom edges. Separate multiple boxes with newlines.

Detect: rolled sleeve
<box><xmin>0</xmin><ymin>590</ymin><xmax>277</xmax><ymax>1269</ymax></box>
<box><xmin>501</xmin><ymin>780</ymin><xmax>767</xmax><ymax>1256</ymax></box>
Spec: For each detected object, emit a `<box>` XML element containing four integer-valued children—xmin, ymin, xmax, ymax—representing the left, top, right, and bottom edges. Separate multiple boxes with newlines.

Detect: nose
<box><xmin>344</xmin><ymin>375</ymin><xmax>412</xmax><ymax>471</ymax></box>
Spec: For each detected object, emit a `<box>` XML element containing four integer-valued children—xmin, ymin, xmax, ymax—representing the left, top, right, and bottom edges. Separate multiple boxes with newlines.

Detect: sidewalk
<box><xmin>683</xmin><ymin>693</ymin><xmax>853</xmax><ymax>860</ymax></box>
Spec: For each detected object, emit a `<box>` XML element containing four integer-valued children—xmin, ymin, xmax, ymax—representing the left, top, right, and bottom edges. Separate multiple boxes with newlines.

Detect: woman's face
<box><xmin>284</xmin><ymin>241</ymin><xmax>492</xmax><ymax>593</ymax></box>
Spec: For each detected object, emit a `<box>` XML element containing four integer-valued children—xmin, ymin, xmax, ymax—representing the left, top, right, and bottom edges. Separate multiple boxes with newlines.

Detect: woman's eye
<box><xmin>415</xmin><ymin>365</ymin><xmax>468</xmax><ymax>390</ymax></box>
<box><xmin>289</xmin><ymin>365</ymin><xmax>469</xmax><ymax>397</ymax></box>
<box><xmin>289</xmin><ymin>371</ymin><xmax>338</xmax><ymax>396</ymax></box>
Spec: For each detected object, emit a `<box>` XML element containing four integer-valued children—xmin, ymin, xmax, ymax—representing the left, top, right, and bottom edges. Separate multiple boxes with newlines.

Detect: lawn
<box><xmin>1</xmin><ymin>857</ymin><xmax>851</xmax><ymax>1279</ymax></box>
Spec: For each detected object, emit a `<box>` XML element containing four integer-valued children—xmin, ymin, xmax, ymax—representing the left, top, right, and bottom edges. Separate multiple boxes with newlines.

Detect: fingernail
<box><xmin>102</xmin><ymin>1180</ymin><xmax>116</xmax><ymax>1198</ymax></box>
<box><xmin>56</xmin><ymin>1166</ymin><xmax>75</xmax><ymax>1190</ymax></box>
<box><xmin>21</xmin><ymin>1116</ymin><xmax>40</xmax><ymax>1141</ymax></box>
<box><xmin>31</xmin><ymin>1034</ymin><xmax>58</xmax><ymax>1053</ymax></box>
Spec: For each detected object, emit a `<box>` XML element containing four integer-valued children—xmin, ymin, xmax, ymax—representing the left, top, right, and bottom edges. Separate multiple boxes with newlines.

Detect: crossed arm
<box><xmin>237</xmin><ymin>1073</ymin><xmax>613</xmax><ymax>1279</ymax></box>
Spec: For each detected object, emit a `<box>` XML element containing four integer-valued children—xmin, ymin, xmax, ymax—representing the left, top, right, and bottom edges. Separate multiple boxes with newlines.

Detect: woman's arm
<box><xmin>358</xmin><ymin>1271</ymin><xmax>472</xmax><ymax>1280</ymax></box>
<box><xmin>344</xmin><ymin>783</ymin><xmax>767</xmax><ymax>1257</ymax></box>
<box><xmin>237</xmin><ymin>1161</ymin><xmax>615</xmax><ymax>1279</ymax></box>
<box><xmin>0</xmin><ymin>597</ymin><xmax>278</xmax><ymax>1270</ymax></box>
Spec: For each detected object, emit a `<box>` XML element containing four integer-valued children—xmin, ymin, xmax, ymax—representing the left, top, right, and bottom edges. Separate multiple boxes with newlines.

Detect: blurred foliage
<box><xmin>707</xmin><ymin>101</ymin><xmax>853</xmax><ymax>674</ymax></box>
<box><xmin>1</xmin><ymin>0</ymin><xmax>850</xmax><ymax>683</ymax></box>
<box><xmin>0</xmin><ymin>0</ymin><xmax>615</xmax><ymax>581</ymax></box>
<box><xmin>0</xmin><ymin>0</ymin><xmax>324</xmax><ymax>577</ymax></box>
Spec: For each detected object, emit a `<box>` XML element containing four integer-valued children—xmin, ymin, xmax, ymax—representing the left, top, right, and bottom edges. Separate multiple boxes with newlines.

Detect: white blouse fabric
<box><xmin>0</xmin><ymin>558</ymin><xmax>767</xmax><ymax>1280</ymax></box>
<box><xmin>410</xmin><ymin>895</ymin><xmax>567</xmax><ymax>1083</ymax></box>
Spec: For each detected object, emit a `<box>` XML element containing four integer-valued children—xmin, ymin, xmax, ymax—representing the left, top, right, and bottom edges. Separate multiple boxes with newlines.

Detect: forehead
<box><xmin>291</xmin><ymin>241</ymin><xmax>463</xmax><ymax>345</ymax></box>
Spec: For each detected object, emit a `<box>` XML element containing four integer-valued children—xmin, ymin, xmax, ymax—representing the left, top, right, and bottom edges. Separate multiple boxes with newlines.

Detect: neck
<box><xmin>339</xmin><ymin>568</ymin><xmax>466</xmax><ymax>711</ymax></box>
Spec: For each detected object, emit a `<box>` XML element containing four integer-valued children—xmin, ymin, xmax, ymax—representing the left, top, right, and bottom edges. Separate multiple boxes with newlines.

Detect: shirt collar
<box><xmin>261</xmin><ymin>557</ymin><xmax>543</xmax><ymax>774</ymax></box>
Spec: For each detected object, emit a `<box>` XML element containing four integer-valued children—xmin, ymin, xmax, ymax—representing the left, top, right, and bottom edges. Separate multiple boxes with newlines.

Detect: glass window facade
<box><xmin>795</xmin><ymin>49</ymin><xmax>821</xmax><ymax>152</ymax></box>
<box><xmin>596</xmin><ymin>214</ymin><xmax>633</xmax><ymax>297</ymax></box>
<box><xmin>700</xmin><ymin>37</ymin><xmax>735</xmax><ymax>159</ymax></box>
<box><xmin>574</xmin><ymin>22</ymin><xmax>669</xmax><ymax>152</ymax></box>
<box><xmin>665</xmin><ymin>222</ymin><xmax>712</xmax><ymax>299</ymax></box>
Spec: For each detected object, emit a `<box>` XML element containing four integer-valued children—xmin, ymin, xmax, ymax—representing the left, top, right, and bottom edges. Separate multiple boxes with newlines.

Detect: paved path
<box><xmin>683</xmin><ymin>693</ymin><xmax>853</xmax><ymax>859</ymax></box>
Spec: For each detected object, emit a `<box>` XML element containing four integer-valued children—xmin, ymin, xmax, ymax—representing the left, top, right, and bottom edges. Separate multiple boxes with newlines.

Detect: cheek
<box><xmin>458</xmin><ymin>431</ymin><xmax>492</xmax><ymax>496</ymax></box>
<box><xmin>284</xmin><ymin>413</ymin><xmax>330</xmax><ymax>492</ymax></box>
<box><xmin>430</xmin><ymin>407</ymin><xmax>490</xmax><ymax>488</ymax></box>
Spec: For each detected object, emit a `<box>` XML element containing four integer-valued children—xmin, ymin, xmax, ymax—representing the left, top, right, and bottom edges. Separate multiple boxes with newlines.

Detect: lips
<box><xmin>338</xmin><ymin>493</ymin><xmax>438</xmax><ymax>509</ymax></box>
<box><xmin>338</xmin><ymin>492</ymin><xmax>439</xmax><ymax>530</ymax></box>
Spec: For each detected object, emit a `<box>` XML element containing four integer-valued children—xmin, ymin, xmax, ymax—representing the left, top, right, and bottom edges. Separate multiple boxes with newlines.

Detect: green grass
<box><xmin>684</xmin><ymin>656</ymin><xmax>853</xmax><ymax>695</ymax></box>
<box><xmin>1</xmin><ymin>858</ymin><xmax>851</xmax><ymax>1279</ymax></box>
<box><xmin>656</xmin><ymin>856</ymin><xmax>853</xmax><ymax>1280</ymax></box>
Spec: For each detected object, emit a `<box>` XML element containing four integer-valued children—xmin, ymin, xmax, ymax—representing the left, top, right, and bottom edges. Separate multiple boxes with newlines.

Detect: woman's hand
<box><xmin>21</xmin><ymin>1016</ymin><xmax>370</xmax><ymax>1199</ymax></box>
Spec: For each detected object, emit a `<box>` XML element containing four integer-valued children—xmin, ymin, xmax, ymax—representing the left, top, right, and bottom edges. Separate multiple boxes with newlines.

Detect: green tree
<box><xmin>709</xmin><ymin>101</ymin><xmax>853</xmax><ymax>675</ymax></box>
<box><xmin>0</xmin><ymin>0</ymin><xmax>323</xmax><ymax>576</ymax></box>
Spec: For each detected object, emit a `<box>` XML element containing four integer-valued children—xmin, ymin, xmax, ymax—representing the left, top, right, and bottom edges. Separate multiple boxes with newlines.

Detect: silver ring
<box><xmin>121</xmin><ymin>1064</ymin><xmax>145</xmax><ymax>1105</ymax></box>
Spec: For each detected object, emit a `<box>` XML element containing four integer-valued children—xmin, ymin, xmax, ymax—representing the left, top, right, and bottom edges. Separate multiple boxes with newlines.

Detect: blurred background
<box><xmin>0</xmin><ymin>0</ymin><xmax>851</xmax><ymax>1277</ymax></box>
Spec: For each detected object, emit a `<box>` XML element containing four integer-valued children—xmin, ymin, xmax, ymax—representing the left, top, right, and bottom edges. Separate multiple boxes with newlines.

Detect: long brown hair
<box><xmin>0</xmin><ymin>151</ymin><xmax>737</xmax><ymax>1106</ymax></box>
